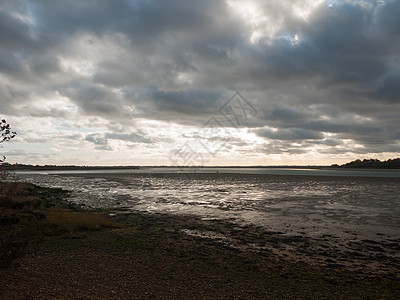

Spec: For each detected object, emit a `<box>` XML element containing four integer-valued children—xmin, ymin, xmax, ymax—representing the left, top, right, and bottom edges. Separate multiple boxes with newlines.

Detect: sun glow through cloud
<box><xmin>0</xmin><ymin>0</ymin><xmax>399</xmax><ymax>166</ymax></box>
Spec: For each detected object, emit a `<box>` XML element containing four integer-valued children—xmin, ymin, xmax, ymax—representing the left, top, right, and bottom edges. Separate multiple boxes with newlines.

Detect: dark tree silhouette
<box><xmin>333</xmin><ymin>158</ymin><xmax>400</xmax><ymax>169</ymax></box>
<box><xmin>0</xmin><ymin>119</ymin><xmax>17</xmax><ymax>163</ymax></box>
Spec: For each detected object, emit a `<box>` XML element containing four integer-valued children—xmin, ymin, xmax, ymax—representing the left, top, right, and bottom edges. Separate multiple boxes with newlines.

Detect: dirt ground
<box><xmin>1</xmin><ymin>211</ymin><xmax>399</xmax><ymax>299</ymax></box>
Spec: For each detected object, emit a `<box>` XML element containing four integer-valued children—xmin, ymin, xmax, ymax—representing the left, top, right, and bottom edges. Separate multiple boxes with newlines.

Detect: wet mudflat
<box><xmin>4</xmin><ymin>172</ymin><xmax>399</xmax><ymax>298</ymax></box>
<box><xmin>1</xmin><ymin>210</ymin><xmax>399</xmax><ymax>299</ymax></box>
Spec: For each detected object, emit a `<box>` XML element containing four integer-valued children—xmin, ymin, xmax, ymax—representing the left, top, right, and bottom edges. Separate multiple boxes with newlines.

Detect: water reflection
<box><xmin>19</xmin><ymin>172</ymin><xmax>400</xmax><ymax>245</ymax></box>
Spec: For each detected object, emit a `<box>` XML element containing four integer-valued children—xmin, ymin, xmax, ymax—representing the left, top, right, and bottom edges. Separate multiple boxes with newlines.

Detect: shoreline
<box><xmin>1</xmin><ymin>184</ymin><xmax>399</xmax><ymax>298</ymax></box>
<box><xmin>113</xmin><ymin>210</ymin><xmax>400</xmax><ymax>273</ymax></box>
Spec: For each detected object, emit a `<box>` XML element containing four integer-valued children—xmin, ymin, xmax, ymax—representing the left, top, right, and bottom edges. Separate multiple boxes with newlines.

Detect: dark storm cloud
<box><xmin>1</xmin><ymin>0</ymin><xmax>399</xmax><ymax>157</ymax></box>
<box><xmin>256</xmin><ymin>127</ymin><xmax>324</xmax><ymax>140</ymax></box>
<box><xmin>365</xmin><ymin>71</ymin><xmax>400</xmax><ymax>103</ymax></box>
<box><xmin>270</xmin><ymin>107</ymin><xmax>308</xmax><ymax>122</ymax></box>
<box><xmin>241</xmin><ymin>8</ymin><xmax>391</xmax><ymax>98</ymax></box>
<box><xmin>59</xmin><ymin>83</ymin><xmax>123</xmax><ymax>116</ymax></box>
<box><xmin>0</xmin><ymin>7</ymin><xmax>35</xmax><ymax>51</ymax></box>
<box><xmin>28</xmin><ymin>0</ymin><xmax>239</xmax><ymax>47</ymax></box>
<box><xmin>146</xmin><ymin>88</ymin><xmax>223</xmax><ymax>115</ymax></box>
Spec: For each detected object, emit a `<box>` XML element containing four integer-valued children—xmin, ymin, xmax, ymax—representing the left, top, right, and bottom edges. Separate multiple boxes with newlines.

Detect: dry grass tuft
<box><xmin>42</xmin><ymin>208</ymin><xmax>120</xmax><ymax>237</ymax></box>
<box><xmin>1</xmin><ymin>182</ymin><xmax>120</xmax><ymax>266</ymax></box>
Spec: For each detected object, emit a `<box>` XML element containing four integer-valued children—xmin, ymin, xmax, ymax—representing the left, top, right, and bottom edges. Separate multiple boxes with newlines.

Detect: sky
<box><xmin>0</xmin><ymin>0</ymin><xmax>399</xmax><ymax>166</ymax></box>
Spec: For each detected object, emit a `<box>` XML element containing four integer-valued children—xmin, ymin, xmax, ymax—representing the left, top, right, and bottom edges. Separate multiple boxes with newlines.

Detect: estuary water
<box><xmin>18</xmin><ymin>168</ymin><xmax>400</xmax><ymax>250</ymax></box>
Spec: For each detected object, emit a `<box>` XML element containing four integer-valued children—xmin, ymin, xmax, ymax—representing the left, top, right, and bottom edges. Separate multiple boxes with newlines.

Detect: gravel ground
<box><xmin>1</xmin><ymin>211</ymin><xmax>399</xmax><ymax>299</ymax></box>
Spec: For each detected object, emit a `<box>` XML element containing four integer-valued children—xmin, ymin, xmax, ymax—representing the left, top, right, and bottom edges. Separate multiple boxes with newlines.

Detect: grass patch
<box><xmin>0</xmin><ymin>182</ymin><xmax>41</xmax><ymax>210</ymax></box>
<box><xmin>41</xmin><ymin>208</ymin><xmax>120</xmax><ymax>238</ymax></box>
<box><xmin>1</xmin><ymin>182</ymin><xmax>121</xmax><ymax>266</ymax></box>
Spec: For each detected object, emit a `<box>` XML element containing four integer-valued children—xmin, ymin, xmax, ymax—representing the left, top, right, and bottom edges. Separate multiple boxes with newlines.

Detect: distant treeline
<box><xmin>0</xmin><ymin>163</ymin><xmax>140</xmax><ymax>171</ymax></box>
<box><xmin>332</xmin><ymin>158</ymin><xmax>400</xmax><ymax>169</ymax></box>
<box><xmin>1</xmin><ymin>160</ymin><xmax>399</xmax><ymax>170</ymax></box>
<box><xmin>0</xmin><ymin>164</ymin><xmax>325</xmax><ymax>170</ymax></box>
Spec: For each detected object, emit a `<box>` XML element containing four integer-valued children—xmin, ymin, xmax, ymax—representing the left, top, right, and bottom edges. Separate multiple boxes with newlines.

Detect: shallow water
<box><xmin>18</xmin><ymin>167</ymin><xmax>400</xmax><ymax>177</ymax></box>
<box><xmin>18</xmin><ymin>169</ymin><xmax>400</xmax><ymax>248</ymax></box>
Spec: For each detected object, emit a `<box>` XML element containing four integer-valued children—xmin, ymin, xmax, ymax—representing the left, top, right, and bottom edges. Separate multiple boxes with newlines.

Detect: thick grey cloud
<box><xmin>0</xmin><ymin>7</ymin><xmax>35</xmax><ymax>51</ymax></box>
<box><xmin>85</xmin><ymin>134</ymin><xmax>108</xmax><ymax>146</ymax></box>
<box><xmin>104</xmin><ymin>132</ymin><xmax>152</xmax><ymax>144</ymax></box>
<box><xmin>60</xmin><ymin>83</ymin><xmax>123</xmax><ymax>116</ymax></box>
<box><xmin>1</xmin><ymin>0</ymin><xmax>399</xmax><ymax>162</ymax></box>
<box><xmin>256</xmin><ymin>127</ymin><xmax>324</xmax><ymax>141</ymax></box>
<box><xmin>85</xmin><ymin>131</ymin><xmax>152</xmax><ymax>150</ymax></box>
<box><xmin>146</xmin><ymin>88</ymin><xmax>223</xmax><ymax>115</ymax></box>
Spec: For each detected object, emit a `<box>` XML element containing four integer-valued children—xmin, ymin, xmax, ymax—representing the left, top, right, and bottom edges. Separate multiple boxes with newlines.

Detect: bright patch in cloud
<box><xmin>0</xmin><ymin>0</ymin><xmax>399</xmax><ymax>166</ymax></box>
